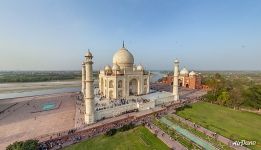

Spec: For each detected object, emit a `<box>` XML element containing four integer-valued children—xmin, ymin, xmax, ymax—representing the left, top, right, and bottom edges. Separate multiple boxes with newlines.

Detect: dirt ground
<box><xmin>0</xmin><ymin>93</ymin><xmax>77</xmax><ymax>149</ymax></box>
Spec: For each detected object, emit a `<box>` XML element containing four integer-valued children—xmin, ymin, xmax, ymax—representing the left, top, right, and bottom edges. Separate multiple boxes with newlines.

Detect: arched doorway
<box><xmin>118</xmin><ymin>80</ymin><xmax>123</xmax><ymax>88</ymax></box>
<box><xmin>178</xmin><ymin>79</ymin><xmax>182</xmax><ymax>87</ymax></box>
<box><xmin>186</xmin><ymin>84</ymin><xmax>189</xmax><ymax>88</ymax></box>
<box><xmin>129</xmin><ymin>79</ymin><xmax>138</xmax><ymax>96</ymax></box>
<box><xmin>109</xmin><ymin>80</ymin><xmax>114</xmax><ymax>88</ymax></box>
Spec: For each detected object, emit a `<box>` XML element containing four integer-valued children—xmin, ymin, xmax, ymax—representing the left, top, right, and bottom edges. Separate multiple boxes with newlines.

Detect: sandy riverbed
<box><xmin>0</xmin><ymin>80</ymin><xmax>81</xmax><ymax>94</ymax></box>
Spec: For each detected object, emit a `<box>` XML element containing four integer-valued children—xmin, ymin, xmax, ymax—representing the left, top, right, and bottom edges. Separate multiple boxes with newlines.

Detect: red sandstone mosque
<box><xmin>160</xmin><ymin>68</ymin><xmax>202</xmax><ymax>89</ymax></box>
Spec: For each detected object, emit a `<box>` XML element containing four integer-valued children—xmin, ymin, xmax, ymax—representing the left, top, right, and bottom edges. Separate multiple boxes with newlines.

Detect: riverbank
<box><xmin>0</xmin><ymin>80</ymin><xmax>81</xmax><ymax>94</ymax></box>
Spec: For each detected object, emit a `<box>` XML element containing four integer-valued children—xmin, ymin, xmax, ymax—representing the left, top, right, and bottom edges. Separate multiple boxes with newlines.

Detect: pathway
<box><xmin>145</xmin><ymin>124</ymin><xmax>187</xmax><ymax>150</ymax></box>
<box><xmin>160</xmin><ymin>117</ymin><xmax>218</xmax><ymax>150</ymax></box>
<box><xmin>171</xmin><ymin>114</ymin><xmax>250</xmax><ymax>150</ymax></box>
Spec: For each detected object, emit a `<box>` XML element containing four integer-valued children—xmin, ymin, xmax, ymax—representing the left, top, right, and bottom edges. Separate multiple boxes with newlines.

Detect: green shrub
<box><xmin>119</xmin><ymin>123</ymin><xmax>135</xmax><ymax>132</ymax></box>
<box><xmin>106</xmin><ymin>128</ymin><xmax>117</xmax><ymax>136</ymax></box>
<box><xmin>6</xmin><ymin>139</ymin><xmax>38</xmax><ymax>150</ymax></box>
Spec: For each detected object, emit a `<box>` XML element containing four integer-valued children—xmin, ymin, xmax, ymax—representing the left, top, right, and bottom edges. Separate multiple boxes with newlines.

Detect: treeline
<box><xmin>203</xmin><ymin>73</ymin><xmax>261</xmax><ymax>110</ymax></box>
<box><xmin>0</xmin><ymin>71</ymin><xmax>99</xmax><ymax>83</ymax></box>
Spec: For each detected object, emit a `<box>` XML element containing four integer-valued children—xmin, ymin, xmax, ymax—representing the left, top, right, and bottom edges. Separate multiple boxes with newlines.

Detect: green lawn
<box><xmin>176</xmin><ymin>102</ymin><xmax>261</xmax><ymax>150</ymax></box>
<box><xmin>64</xmin><ymin>126</ymin><xmax>169</xmax><ymax>150</ymax></box>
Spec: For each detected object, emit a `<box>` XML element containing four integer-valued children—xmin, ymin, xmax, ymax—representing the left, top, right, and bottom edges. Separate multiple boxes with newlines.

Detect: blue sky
<box><xmin>0</xmin><ymin>0</ymin><xmax>260</xmax><ymax>71</ymax></box>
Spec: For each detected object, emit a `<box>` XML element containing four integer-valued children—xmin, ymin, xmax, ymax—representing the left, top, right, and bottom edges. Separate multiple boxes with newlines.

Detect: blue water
<box><xmin>151</xmin><ymin>71</ymin><xmax>165</xmax><ymax>83</ymax></box>
<box><xmin>42</xmin><ymin>102</ymin><xmax>56</xmax><ymax>111</ymax></box>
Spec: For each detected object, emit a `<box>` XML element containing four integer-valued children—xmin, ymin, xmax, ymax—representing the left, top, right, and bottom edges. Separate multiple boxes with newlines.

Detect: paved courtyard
<box><xmin>0</xmin><ymin>93</ymin><xmax>77</xmax><ymax>149</ymax></box>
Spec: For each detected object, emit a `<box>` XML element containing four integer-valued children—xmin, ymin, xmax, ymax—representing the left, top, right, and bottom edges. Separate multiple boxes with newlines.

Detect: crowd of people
<box><xmin>38</xmin><ymin>106</ymin><xmax>170</xmax><ymax>150</ymax></box>
<box><xmin>95</xmin><ymin>98</ymin><xmax>131</xmax><ymax>111</ymax></box>
<box><xmin>95</xmin><ymin>97</ymin><xmax>152</xmax><ymax>112</ymax></box>
<box><xmin>136</xmin><ymin>97</ymin><xmax>150</xmax><ymax>103</ymax></box>
<box><xmin>75</xmin><ymin>92</ymin><xmax>152</xmax><ymax>127</ymax></box>
<box><xmin>75</xmin><ymin>95</ymin><xmax>86</xmax><ymax>127</ymax></box>
<box><xmin>37</xmin><ymin>88</ymin><xmax>204</xmax><ymax>150</ymax></box>
<box><xmin>150</xmin><ymin>83</ymin><xmax>172</xmax><ymax>92</ymax></box>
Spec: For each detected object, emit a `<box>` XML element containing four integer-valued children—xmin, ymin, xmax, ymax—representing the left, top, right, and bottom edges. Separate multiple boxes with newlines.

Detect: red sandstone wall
<box><xmin>160</xmin><ymin>74</ymin><xmax>202</xmax><ymax>89</ymax></box>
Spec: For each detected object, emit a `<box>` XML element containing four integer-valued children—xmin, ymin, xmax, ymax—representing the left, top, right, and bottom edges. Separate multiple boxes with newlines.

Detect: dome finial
<box><xmin>122</xmin><ymin>40</ymin><xmax>125</xmax><ymax>48</ymax></box>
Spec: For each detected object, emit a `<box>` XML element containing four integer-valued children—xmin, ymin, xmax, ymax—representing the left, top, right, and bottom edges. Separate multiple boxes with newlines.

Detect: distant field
<box><xmin>177</xmin><ymin>102</ymin><xmax>261</xmax><ymax>150</ymax></box>
<box><xmin>64</xmin><ymin>126</ymin><xmax>169</xmax><ymax>150</ymax></box>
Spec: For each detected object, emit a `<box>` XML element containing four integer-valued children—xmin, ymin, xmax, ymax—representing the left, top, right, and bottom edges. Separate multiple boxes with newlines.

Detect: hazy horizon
<box><xmin>1</xmin><ymin>69</ymin><xmax>261</xmax><ymax>72</ymax></box>
<box><xmin>0</xmin><ymin>0</ymin><xmax>261</xmax><ymax>71</ymax></box>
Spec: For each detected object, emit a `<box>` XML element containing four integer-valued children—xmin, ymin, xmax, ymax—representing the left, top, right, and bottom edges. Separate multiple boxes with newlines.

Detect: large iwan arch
<box><xmin>129</xmin><ymin>78</ymin><xmax>138</xmax><ymax>96</ymax></box>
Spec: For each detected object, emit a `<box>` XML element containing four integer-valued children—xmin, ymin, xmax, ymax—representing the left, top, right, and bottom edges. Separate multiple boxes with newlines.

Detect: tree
<box><xmin>22</xmin><ymin>140</ymin><xmax>38</xmax><ymax>150</ymax></box>
<box><xmin>243</xmin><ymin>85</ymin><xmax>261</xmax><ymax>109</ymax></box>
<box><xmin>217</xmin><ymin>91</ymin><xmax>230</xmax><ymax>106</ymax></box>
<box><xmin>229</xmin><ymin>81</ymin><xmax>244</xmax><ymax>109</ymax></box>
<box><xmin>203</xmin><ymin>73</ymin><xmax>261</xmax><ymax>110</ymax></box>
<box><xmin>6</xmin><ymin>140</ymin><xmax>38</xmax><ymax>150</ymax></box>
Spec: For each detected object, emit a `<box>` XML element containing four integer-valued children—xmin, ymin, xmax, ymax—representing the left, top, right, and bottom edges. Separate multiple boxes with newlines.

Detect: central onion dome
<box><xmin>113</xmin><ymin>42</ymin><xmax>134</xmax><ymax>68</ymax></box>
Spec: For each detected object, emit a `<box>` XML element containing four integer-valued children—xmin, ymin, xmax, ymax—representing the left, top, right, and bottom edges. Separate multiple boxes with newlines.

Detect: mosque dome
<box><xmin>136</xmin><ymin>64</ymin><xmax>144</xmax><ymax>71</ymax></box>
<box><xmin>104</xmin><ymin>65</ymin><xmax>112</xmax><ymax>71</ymax></box>
<box><xmin>112</xmin><ymin>43</ymin><xmax>134</xmax><ymax>68</ymax></box>
<box><xmin>112</xmin><ymin>63</ymin><xmax>120</xmax><ymax>71</ymax></box>
<box><xmin>180</xmin><ymin>68</ymin><xmax>189</xmax><ymax>75</ymax></box>
<box><xmin>189</xmin><ymin>71</ymin><xmax>196</xmax><ymax>76</ymax></box>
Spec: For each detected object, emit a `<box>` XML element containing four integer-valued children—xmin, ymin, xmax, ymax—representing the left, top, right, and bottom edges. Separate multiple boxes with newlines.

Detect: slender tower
<box><xmin>173</xmin><ymin>59</ymin><xmax>179</xmax><ymax>101</ymax></box>
<box><xmin>83</xmin><ymin>50</ymin><xmax>95</xmax><ymax>124</ymax></box>
<box><xmin>81</xmin><ymin>62</ymin><xmax>86</xmax><ymax>95</ymax></box>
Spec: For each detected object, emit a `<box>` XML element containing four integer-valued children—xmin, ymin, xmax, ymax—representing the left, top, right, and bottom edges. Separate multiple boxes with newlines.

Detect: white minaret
<box><xmin>173</xmin><ymin>59</ymin><xmax>179</xmax><ymax>101</ymax></box>
<box><xmin>147</xmin><ymin>71</ymin><xmax>151</xmax><ymax>94</ymax></box>
<box><xmin>83</xmin><ymin>50</ymin><xmax>95</xmax><ymax>124</ymax></box>
<box><xmin>81</xmin><ymin>63</ymin><xmax>86</xmax><ymax>95</ymax></box>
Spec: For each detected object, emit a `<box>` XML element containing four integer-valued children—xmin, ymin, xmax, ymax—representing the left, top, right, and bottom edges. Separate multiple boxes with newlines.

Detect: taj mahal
<box><xmin>99</xmin><ymin>42</ymin><xmax>150</xmax><ymax>99</ymax></box>
<box><xmin>81</xmin><ymin>42</ymin><xmax>180</xmax><ymax>124</ymax></box>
